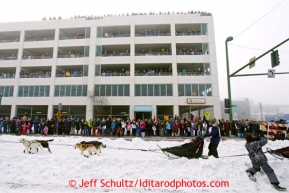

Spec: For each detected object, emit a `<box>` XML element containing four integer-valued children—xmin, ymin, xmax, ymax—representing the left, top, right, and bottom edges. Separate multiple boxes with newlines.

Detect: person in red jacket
<box><xmin>224</xmin><ymin>120</ymin><xmax>230</xmax><ymax>136</ymax></box>
<box><xmin>190</xmin><ymin>113</ymin><xmax>194</xmax><ymax>121</ymax></box>
<box><xmin>116</xmin><ymin>127</ymin><xmax>121</xmax><ymax>137</ymax></box>
<box><xmin>22</xmin><ymin>122</ymin><xmax>27</xmax><ymax>135</ymax></box>
<box><xmin>173</xmin><ymin>120</ymin><xmax>179</xmax><ymax>137</ymax></box>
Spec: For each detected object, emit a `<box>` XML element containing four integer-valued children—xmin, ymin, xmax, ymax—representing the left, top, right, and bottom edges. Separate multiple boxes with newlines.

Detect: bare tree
<box><xmin>87</xmin><ymin>90</ymin><xmax>108</xmax><ymax>118</ymax></box>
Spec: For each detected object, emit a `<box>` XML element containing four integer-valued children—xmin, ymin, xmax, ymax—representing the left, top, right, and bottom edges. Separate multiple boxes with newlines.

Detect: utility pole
<box><xmin>259</xmin><ymin>102</ymin><xmax>263</xmax><ymax>121</ymax></box>
<box><xmin>225</xmin><ymin>36</ymin><xmax>234</xmax><ymax>129</ymax></box>
<box><xmin>226</xmin><ymin>38</ymin><xmax>289</xmax><ymax>127</ymax></box>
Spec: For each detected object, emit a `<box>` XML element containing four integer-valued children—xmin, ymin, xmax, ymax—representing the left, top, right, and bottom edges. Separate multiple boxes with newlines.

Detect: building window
<box><xmin>135</xmin><ymin>84</ymin><xmax>173</xmax><ymax>96</ymax></box>
<box><xmin>18</xmin><ymin>86</ymin><xmax>50</xmax><ymax>97</ymax></box>
<box><xmin>94</xmin><ymin>85</ymin><xmax>130</xmax><ymax>97</ymax></box>
<box><xmin>124</xmin><ymin>85</ymin><xmax>129</xmax><ymax>96</ymax></box>
<box><xmin>118</xmin><ymin>85</ymin><xmax>124</xmax><ymax>96</ymax></box>
<box><xmin>135</xmin><ymin>85</ymin><xmax>140</xmax><ymax>96</ymax></box>
<box><xmin>178</xmin><ymin>84</ymin><xmax>212</xmax><ymax>97</ymax></box>
<box><xmin>54</xmin><ymin>85</ymin><xmax>87</xmax><ymax>97</ymax></box>
<box><xmin>0</xmin><ymin>86</ymin><xmax>14</xmax><ymax>97</ymax></box>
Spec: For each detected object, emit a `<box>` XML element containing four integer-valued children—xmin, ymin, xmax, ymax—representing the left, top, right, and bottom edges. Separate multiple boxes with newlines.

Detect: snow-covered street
<box><xmin>0</xmin><ymin>135</ymin><xmax>288</xmax><ymax>193</ymax></box>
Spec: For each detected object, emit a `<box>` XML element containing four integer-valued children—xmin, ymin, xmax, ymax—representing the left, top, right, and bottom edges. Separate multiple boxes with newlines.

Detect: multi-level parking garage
<box><xmin>0</xmin><ymin>13</ymin><xmax>220</xmax><ymax>120</ymax></box>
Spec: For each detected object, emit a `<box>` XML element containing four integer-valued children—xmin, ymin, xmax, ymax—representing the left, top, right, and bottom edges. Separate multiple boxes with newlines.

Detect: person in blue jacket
<box><xmin>204</xmin><ymin>117</ymin><xmax>221</xmax><ymax>158</ymax></box>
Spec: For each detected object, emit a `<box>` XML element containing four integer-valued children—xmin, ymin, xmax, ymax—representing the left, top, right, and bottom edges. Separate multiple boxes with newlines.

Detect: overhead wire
<box><xmin>228</xmin><ymin>44</ymin><xmax>289</xmax><ymax>53</ymax></box>
<box><xmin>234</xmin><ymin>0</ymin><xmax>287</xmax><ymax>39</ymax></box>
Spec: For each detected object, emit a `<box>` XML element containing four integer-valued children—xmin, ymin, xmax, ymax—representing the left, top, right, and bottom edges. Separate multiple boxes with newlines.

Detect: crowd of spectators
<box><xmin>175</xmin><ymin>29</ymin><xmax>204</xmax><ymax>36</ymax></box>
<box><xmin>135</xmin><ymin>68</ymin><xmax>172</xmax><ymax>76</ymax></box>
<box><xmin>56</xmin><ymin>70</ymin><xmax>83</xmax><ymax>77</ymax></box>
<box><xmin>42</xmin><ymin>16</ymin><xmax>62</xmax><ymax>20</ymax></box>
<box><xmin>87</xmin><ymin>10</ymin><xmax>212</xmax><ymax>20</ymax></box>
<box><xmin>138</xmin><ymin>30</ymin><xmax>170</xmax><ymax>36</ymax></box>
<box><xmin>176</xmin><ymin>48</ymin><xmax>209</xmax><ymax>55</ymax></box>
<box><xmin>93</xmin><ymin>68</ymin><xmax>209</xmax><ymax>76</ymax></box>
<box><xmin>22</xmin><ymin>52</ymin><xmax>53</xmax><ymax>59</ymax></box>
<box><xmin>177</xmin><ymin>68</ymin><xmax>210</xmax><ymax>76</ymax></box>
<box><xmin>219</xmin><ymin>119</ymin><xmax>289</xmax><ymax>139</ymax></box>
<box><xmin>103</xmin><ymin>31</ymin><xmax>124</xmax><ymax>38</ymax></box>
<box><xmin>137</xmin><ymin>49</ymin><xmax>172</xmax><ymax>56</ymax></box>
<box><xmin>103</xmin><ymin>28</ymin><xmax>206</xmax><ymax>38</ymax></box>
<box><xmin>0</xmin><ymin>54</ymin><xmax>17</xmax><ymax>60</ymax></box>
<box><xmin>100</xmin><ymin>69</ymin><xmax>130</xmax><ymax>76</ymax></box>
<box><xmin>24</xmin><ymin>36</ymin><xmax>53</xmax><ymax>41</ymax></box>
<box><xmin>0</xmin><ymin>37</ymin><xmax>19</xmax><ymax>43</ymax></box>
<box><xmin>42</xmin><ymin>10</ymin><xmax>212</xmax><ymax>21</ymax></box>
<box><xmin>102</xmin><ymin>50</ymin><xmax>130</xmax><ymax>57</ymax></box>
<box><xmin>19</xmin><ymin>70</ymin><xmax>51</xmax><ymax>78</ymax></box>
<box><xmin>23</xmin><ymin>33</ymin><xmax>83</xmax><ymax>41</ymax></box>
<box><xmin>0</xmin><ymin>72</ymin><xmax>15</xmax><ymax>79</ymax></box>
<box><xmin>0</xmin><ymin>115</ymin><xmax>59</xmax><ymax>135</ymax></box>
<box><xmin>59</xmin><ymin>33</ymin><xmax>85</xmax><ymax>40</ymax></box>
<box><xmin>57</xmin><ymin>51</ymin><xmax>84</xmax><ymax>58</ymax></box>
<box><xmin>1</xmin><ymin>114</ymin><xmax>288</xmax><ymax>140</ymax></box>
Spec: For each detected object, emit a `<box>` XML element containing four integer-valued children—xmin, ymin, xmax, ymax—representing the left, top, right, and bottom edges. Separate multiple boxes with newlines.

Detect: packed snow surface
<box><xmin>0</xmin><ymin>135</ymin><xmax>288</xmax><ymax>193</ymax></box>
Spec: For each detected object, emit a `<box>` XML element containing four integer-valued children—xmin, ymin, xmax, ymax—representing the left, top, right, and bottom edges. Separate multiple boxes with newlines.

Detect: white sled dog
<box><xmin>20</xmin><ymin>138</ymin><xmax>43</xmax><ymax>154</ymax></box>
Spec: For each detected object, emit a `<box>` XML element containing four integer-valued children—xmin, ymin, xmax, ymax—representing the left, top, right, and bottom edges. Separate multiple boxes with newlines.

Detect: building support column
<box><xmin>173</xmin><ymin>105</ymin><xmax>179</xmax><ymax>118</ymax></box>
<box><xmin>10</xmin><ymin>104</ymin><xmax>16</xmax><ymax>119</ymax></box>
<box><xmin>152</xmin><ymin>105</ymin><xmax>157</xmax><ymax>120</ymax></box>
<box><xmin>47</xmin><ymin>105</ymin><xmax>53</xmax><ymax>119</ymax></box>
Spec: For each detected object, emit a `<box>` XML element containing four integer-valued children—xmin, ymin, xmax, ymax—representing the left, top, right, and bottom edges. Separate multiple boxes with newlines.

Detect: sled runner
<box><xmin>158</xmin><ymin>136</ymin><xmax>206</xmax><ymax>159</ymax></box>
<box><xmin>267</xmin><ymin>146</ymin><xmax>289</xmax><ymax>159</ymax></box>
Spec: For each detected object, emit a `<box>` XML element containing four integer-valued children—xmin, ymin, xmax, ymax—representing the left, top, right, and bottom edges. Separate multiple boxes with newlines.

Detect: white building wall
<box><xmin>0</xmin><ymin>14</ymin><xmax>221</xmax><ymax>120</ymax></box>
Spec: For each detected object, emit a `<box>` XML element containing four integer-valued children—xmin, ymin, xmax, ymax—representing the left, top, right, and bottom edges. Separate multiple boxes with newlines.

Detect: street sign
<box><xmin>268</xmin><ymin>69</ymin><xmax>275</xmax><ymax>78</ymax></box>
<box><xmin>224</xmin><ymin>109</ymin><xmax>230</xmax><ymax>114</ymax></box>
<box><xmin>231</xmin><ymin>104</ymin><xmax>238</xmax><ymax>108</ymax></box>
<box><xmin>58</xmin><ymin>103</ymin><xmax>62</xmax><ymax>110</ymax></box>
<box><xmin>56</xmin><ymin>110</ymin><xmax>62</xmax><ymax>119</ymax></box>
<box><xmin>249</xmin><ymin>56</ymin><xmax>256</xmax><ymax>69</ymax></box>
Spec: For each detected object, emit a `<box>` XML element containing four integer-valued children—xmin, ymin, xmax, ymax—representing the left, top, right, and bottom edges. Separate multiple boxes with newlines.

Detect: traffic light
<box><xmin>224</xmin><ymin>109</ymin><xmax>230</xmax><ymax>114</ymax></box>
<box><xmin>224</xmin><ymin>98</ymin><xmax>230</xmax><ymax>108</ymax></box>
<box><xmin>271</xmin><ymin>50</ymin><xmax>280</xmax><ymax>68</ymax></box>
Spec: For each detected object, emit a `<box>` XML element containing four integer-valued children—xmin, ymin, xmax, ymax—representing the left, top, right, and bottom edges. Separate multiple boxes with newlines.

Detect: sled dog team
<box><xmin>19</xmin><ymin>138</ymin><xmax>106</xmax><ymax>157</ymax></box>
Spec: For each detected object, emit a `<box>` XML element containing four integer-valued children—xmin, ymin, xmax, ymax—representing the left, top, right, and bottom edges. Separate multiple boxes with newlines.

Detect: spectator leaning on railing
<box><xmin>42</xmin><ymin>10</ymin><xmax>212</xmax><ymax>21</ymax></box>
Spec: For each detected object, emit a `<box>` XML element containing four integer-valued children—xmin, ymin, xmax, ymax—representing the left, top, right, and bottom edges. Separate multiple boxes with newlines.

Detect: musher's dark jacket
<box><xmin>245</xmin><ymin>137</ymin><xmax>268</xmax><ymax>164</ymax></box>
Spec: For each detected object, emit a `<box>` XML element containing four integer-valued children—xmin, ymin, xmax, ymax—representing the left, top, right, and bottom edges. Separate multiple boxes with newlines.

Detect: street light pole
<box><xmin>0</xmin><ymin>93</ymin><xmax>2</xmax><ymax>105</ymax></box>
<box><xmin>0</xmin><ymin>93</ymin><xmax>2</xmax><ymax>118</ymax></box>
<box><xmin>259</xmin><ymin>102</ymin><xmax>263</xmax><ymax>121</ymax></box>
<box><xmin>225</xmin><ymin>36</ymin><xmax>233</xmax><ymax>130</ymax></box>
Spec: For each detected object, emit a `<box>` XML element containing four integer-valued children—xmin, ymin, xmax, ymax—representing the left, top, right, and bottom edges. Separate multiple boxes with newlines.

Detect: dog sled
<box><xmin>266</xmin><ymin>146</ymin><xmax>289</xmax><ymax>159</ymax></box>
<box><xmin>158</xmin><ymin>136</ymin><xmax>207</xmax><ymax>159</ymax></box>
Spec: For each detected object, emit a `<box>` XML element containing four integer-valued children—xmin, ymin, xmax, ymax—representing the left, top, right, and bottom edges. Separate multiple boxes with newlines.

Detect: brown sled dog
<box><xmin>35</xmin><ymin>139</ymin><xmax>54</xmax><ymax>153</ymax></box>
<box><xmin>79</xmin><ymin>140</ymin><xmax>106</xmax><ymax>149</ymax></box>
<box><xmin>74</xmin><ymin>142</ymin><xmax>105</xmax><ymax>157</ymax></box>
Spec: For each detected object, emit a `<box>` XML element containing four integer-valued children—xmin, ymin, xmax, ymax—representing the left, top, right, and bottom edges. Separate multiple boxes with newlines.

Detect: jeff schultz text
<box><xmin>69</xmin><ymin>179</ymin><xmax>230</xmax><ymax>189</ymax></box>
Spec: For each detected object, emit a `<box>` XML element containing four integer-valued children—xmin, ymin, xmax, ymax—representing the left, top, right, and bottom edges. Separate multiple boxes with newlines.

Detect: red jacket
<box><xmin>140</xmin><ymin>122</ymin><xmax>146</xmax><ymax>129</ymax></box>
<box><xmin>174</xmin><ymin>123</ymin><xmax>179</xmax><ymax>131</ymax></box>
<box><xmin>225</xmin><ymin>122</ymin><xmax>230</xmax><ymax>130</ymax></box>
